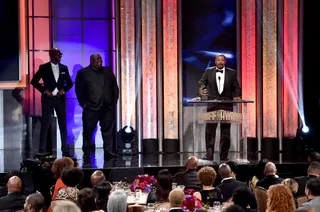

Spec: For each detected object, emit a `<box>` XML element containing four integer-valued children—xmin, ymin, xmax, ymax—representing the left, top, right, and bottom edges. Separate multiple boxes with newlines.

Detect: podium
<box><xmin>187</xmin><ymin>99</ymin><xmax>254</xmax><ymax>163</ymax></box>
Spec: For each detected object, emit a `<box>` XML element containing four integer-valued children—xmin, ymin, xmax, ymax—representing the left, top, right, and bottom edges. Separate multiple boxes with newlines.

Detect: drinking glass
<box><xmin>172</xmin><ymin>183</ymin><xmax>177</xmax><ymax>189</ymax></box>
<box><xmin>213</xmin><ymin>201</ymin><xmax>221</xmax><ymax>211</ymax></box>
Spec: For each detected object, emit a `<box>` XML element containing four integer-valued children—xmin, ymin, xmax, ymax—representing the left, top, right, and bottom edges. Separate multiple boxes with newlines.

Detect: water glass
<box><xmin>135</xmin><ymin>189</ymin><xmax>142</xmax><ymax>200</ymax></box>
<box><xmin>172</xmin><ymin>183</ymin><xmax>177</xmax><ymax>189</ymax></box>
<box><xmin>213</xmin><ymin>201</ymin><xmax>221</xmax><ymax>211</ymax></box>
<box><xmin>178</xmin><ymin>185</ymin><xmax>185</xmax><ymax>190</ymax></box>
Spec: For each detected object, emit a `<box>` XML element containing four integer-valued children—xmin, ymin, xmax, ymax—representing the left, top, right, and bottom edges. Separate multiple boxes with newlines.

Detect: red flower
<box><xmin>140</xmin><ymin>182</ymin><xmax>146</xmax><ymax>190</ymax></box>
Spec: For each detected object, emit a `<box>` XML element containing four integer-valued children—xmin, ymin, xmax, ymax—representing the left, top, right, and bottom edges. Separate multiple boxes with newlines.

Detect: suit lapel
<box><xmin>223</xmin><ymin>68</ymin><xmax>229</xmax><ymax>92</ymax></box>
<box><xmin>47</xmin><ymin>62</ymin><xmax>56</xmax><ymax>83</ymax></box>
<box><xmin>57</xmin><ymin>64</ymin><xmax>64</xmax><ymax>83</ymax></box>
<box><xmin>212</xmin><ymin>67</ymin><xmax>219</xmax><ymax>92</ymax></box>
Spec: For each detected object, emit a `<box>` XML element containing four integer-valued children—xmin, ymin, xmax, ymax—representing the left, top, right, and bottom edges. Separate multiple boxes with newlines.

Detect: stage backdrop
<box><xmin>181</xmin><ymin>0</ymin><xmax>239</xmax><ymax>154</ymax></box>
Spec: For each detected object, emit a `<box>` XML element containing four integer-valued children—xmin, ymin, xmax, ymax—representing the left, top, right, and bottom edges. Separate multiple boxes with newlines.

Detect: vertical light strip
<box><xmin>241</xmin><ymin>0</ymin><xmax>256</xmax><ymax>138</ymax></box>
<box><xmin>120</xmin><ymin>0</ymin><xmax>136</xmax><ymax>128</ymax></box>
<box><xmin>142</xmin><ymin>0</ymin><xmax>157</xmax><ymax>139</ymax></box>
<box><xmin>0</xmin><ymin>0</ymin><xmax>27</xmax><ymax>88</ymax></box>
<box><xmin>163</xmin><ymin>0</ymin><xmax>178</xmax><ymax>139</ymax></box>
<box><xmin>262</xmin><ymin>0</ymin><xmax>277</xmax><ymax>137</ymax></box>
<box><xmin>283</xmin><ymin>0</ymin><xmax>298</xmax><ymax>137</ymax></box>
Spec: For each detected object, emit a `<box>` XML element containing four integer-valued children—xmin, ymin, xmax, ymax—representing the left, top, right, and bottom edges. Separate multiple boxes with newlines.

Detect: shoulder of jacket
<box><xmin>226</xmin><ymin>67</ymin><xmax>236</xmax><ymax>72</ymax></box>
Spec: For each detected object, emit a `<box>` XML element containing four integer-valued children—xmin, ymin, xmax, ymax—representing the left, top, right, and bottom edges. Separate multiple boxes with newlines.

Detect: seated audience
<box><xmin>24</xmin><ymin>193</ymin><xmax>45</xmax><ymax>212</ymax></box>
<box><xmin>193</xmin><ymin>166</ymin><xmax>223</xmax><ymax>205</ymax></box>
<box><xmin>232</xmin><ymin>187</ymin><xmax>257</xmax><ymax>211</ymax></box>
<box><xmin>147</xmin><ymin>169</ymin><xmax>173</xmax><ymax>203</ymax></box>
<box><xmin>107</xmin><ymin>190</ymin><xmax>127</xmax><ymax>212</ymax></box>
<box><xmin>77</xmin><ymin>188</ymin><xmax>101</xmax><ymax>212</ymax></box>
<box><xmin>173</xmin><ymin>156</ymin><xmax>202</xmax><ymax>191</ymax></box>
<box><xmin>93</xmin><ymin>180</ymin><xmax>112</xmax><ymax>211</ymax></box>
<box><xmin>168</xmin><ymin>188</ymin><xmax>185</xmax><ymax>212</ymax></box>
<box><xmin>51</xmin><ymin>157</ymin><xmax>75</xmax><ymax>200</ymax></box>
<box><xmin>282</xmin><ymin>178</ymin><xmax>299</xmax><ymax>208</ymax></box>
<box><xmin>249</xmin><ymin>158</ymin><xmax>269</xmax><ymax>189</ymax></box>
<box><xmin>226</xmin><ymin>161</ymin><xmax>237</xmax><ymax>179</ymax></box>
<box><xmin>52</xmin><ymin>200</ymin><xmax>81</xmax><ymax>212</ymax></box>
<box><xmin>91</xmin><ymin>170</ymin><xmax>106</xmax><ymax>187</ymax></box>
<box><xmin>0</xmin><ymin>170</ymin><xmax>25</xmax><ymax>198</ymax></box>
<box><xmin>308</xmin><ymin>152</ymin><xmax>320</xmax><ymax>164</ymax></box>
<box><xmin>267</xmin><ymin>184</ymin><xmax>296</xmax><ymax>212</ymax></box>
<box><xmin>225</xmin><ymin>204</ymin><xmax>246</xmax><ymax>212</ymax></box>
<box><xmin>298</xmin><ymin>178</ymin><xmax>320</xmax><ymax>211</ymax></box>
<box><xmin>256</xmin><ymin>162</ymin><xmax>283</xmax><ymax>190</ymax></box>
<box><xmin>216</xmin><ymin>164</ymin><xmax>247</xmax><ymax>201</ymax></box>
<box><xmin>295</xmin><ymin>162</ymin><xmax>320</xmax><ymax>197</ymax></box>
<box><xmin>0</xmin><ymin>176</ymin><xmax>26</xmax><ymax>211</ymax></box>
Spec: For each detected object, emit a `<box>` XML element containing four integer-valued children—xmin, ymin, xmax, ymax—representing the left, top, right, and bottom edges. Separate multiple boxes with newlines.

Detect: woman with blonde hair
<box><xmin>282</xmin><ymin>178</ymin><xmax>299</xmax><ymax>208</ymax></box>
<box><xmin>267</xmin><ymin>184</ymin><xmax>295</xmax><ymax>212</ymax></box>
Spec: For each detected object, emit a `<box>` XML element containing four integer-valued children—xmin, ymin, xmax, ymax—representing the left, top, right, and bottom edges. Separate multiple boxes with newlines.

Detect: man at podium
<box><xmin>197</xmin><ymin>54</ymin><xmax>241</xmax><ymax>161</ymax></box>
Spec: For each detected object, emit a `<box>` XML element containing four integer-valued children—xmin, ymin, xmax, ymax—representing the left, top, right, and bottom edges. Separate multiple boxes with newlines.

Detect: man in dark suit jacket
<box><xmin>198</xmin><ymin>54</ymin><xmax>241</xmax><ymax>160</ymax></box>
<box><xmin>31</xmin><ymin>48</ymin><xmax>73</xmax><ymax>156</ymax></box>
<box><xmin>256</xmin><ymin>162</ymin><xmax>283</xmax><ymax>190</ymax></box>
<box><xmin>294</xmin><ymin>161</ymin><xmax>320</xmax><ymax>197</ymax></box>
<box><xmin>173</xmin><ymin>156</ymin><xmax>202</xmax><ymax>191</ymax></box>
<box><xmin>75</xmin><ymin>54</ymin><xmax>119</xmax><ymax>159</ymax></box>
<box><xmin>216</xmin><ymin>163</ymin><xmax>248</xmax><ymax>201</ymax></box>
<box><xmin>0</xmin><ymin>176</ymin><xmax>26</xmax><ymax>211</ymax></box>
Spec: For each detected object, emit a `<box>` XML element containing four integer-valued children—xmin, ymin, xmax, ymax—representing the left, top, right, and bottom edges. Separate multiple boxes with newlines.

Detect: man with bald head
<box><xmin>91</xmin><ymin>170</ymin><xmax>106</xmax><ymax>187</ymax></box>
<box><xmin>31</xmin><ymin>48</ymin><xmax>73</xmax><ymax>156</ymax></box>
<box><xmin>256</xmin><ymin>162</ymin><xmax>283</xmax><ymax>190</ymax></box>
<box><xmin>173</xmin><ymin>156</ymin><xmax>201</xmax><ymax>191</ymax></box>
<box><xmin>216</xmin><ymin>163</ymin><xmax>249</xmax><ymax>201</ymax></box>
<box><xmin>75</xmin><ymin>54</ymin><xmax>119</xmax><ymax>160</ymax></box>
<box><xmin>0</xmin><ymin>176</ymin><xmax>26</xmax><ymax>210</ymax></box>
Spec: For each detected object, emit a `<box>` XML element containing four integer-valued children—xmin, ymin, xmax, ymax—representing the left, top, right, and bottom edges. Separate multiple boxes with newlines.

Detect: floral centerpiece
<box><xmin>130</xmin><ymin>174</ymin><xmax>157</xmax><ymax>193</ymax></box>
<box><xmin>182</xmin><ymin>190</ymin><xmax>203</xmax><ymax>211</ymax></box>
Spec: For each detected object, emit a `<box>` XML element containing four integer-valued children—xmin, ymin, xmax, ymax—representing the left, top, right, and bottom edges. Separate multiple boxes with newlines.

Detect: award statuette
<box><xmin>200</xmin><ymin>87</ymin><xmax>208</xmax><ymax>100</ymax></box>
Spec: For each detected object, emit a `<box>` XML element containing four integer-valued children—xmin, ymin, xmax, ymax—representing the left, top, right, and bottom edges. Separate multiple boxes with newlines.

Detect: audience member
<box><xmin>24</xmin><ymin>193</ymin><xmax>44</xmax><ymax>212</ymax></box>
<box><xmin>308</xmin><ymin>152</ymin><xmax>320</xmax><ymax>164</ymax></box>
<box><xmin>52</xmin><ymin>200</ymin><xmax>81</xmax><ymax>212</ymax></box>
<box><xmin>225</xmin><ymin>204</ymin><xmax>246</xmax><ymax>212</ymax></box>
<box><xmin>77</xmin><ymin>188</ymin><xmax>99</xmax><ymax>212</ymax></box>
<box><xmin>0</xmin><ymin>170</ymin><xmax>25</xmax><ymax>197</ymax></box>
<box><xmin>91</xmin><ymin>170</ymin><xmax>106</xmax><ymax>187</ymax></box>
<box><xmin>0</xmin><ymin>176</ymin><xmax>26</xmax><ymax>211</ymax></box>
<box><xmin>299</xmin><ymin>178</ymin><xmax>320</xmax><ymax>211</ymax></box>
<box><xmin>249</xmin><ymin>158</ymin><xmax>268</xmax><ymax>189</ymax></box>
<box><xmin>168</xmin><ymin>188</ymin><xmax>185</xmax><ymax>212</ymax></box>
<box><xmin>267</xmin><ymin>184</ymin><xmax>296</xmax><ymax>212</ymax></box>
<box><xmin>282</xmin><ymin>178</ymin><xmax>299</xmax><ymax>208</ymax></box>
<box><xmin>107</xmin><ymin>190</ymin><xmax>127</xmax><ymax>212</ymax></box>
<box><xmin>295</xmin><ymin>162</ymin><xmax>320</xmax><ymax>197</ymax></box>
<box><xmin>147</xmin><ymin>169</ymin><xmax>173</xmax><ymax>203</ymax></box>
<box><xmin>173</xmin><ymin>156</ymin><xmax>202</xmax><ymax>191</ymax></box>
<box><xmin>226</xmin><ymin>161</ymin><xmax>237</xmax><ymax>179</ymax></box>
<box><xmin>216</xmin><ymin>163</ymin><xmax>247</xmax><ymax>200</ymax></box>
<box><xmin>232</xmin><ymin>187</ymin><xmax>257</xmax><ymax>211</ymax></box>
<box><xmin>193</xmin><ymin>166</ymin><xmax>222</xmax><ymax>205</ymax></box>
<box><xmin>93</xmin><ymin>180</ymin><xmax>112</xmax><ymax>211</ymax></box>
<box><xmin>256</xmin><ymin>162</ymin><xmax>283</xmax><ymax>190</ymax></box>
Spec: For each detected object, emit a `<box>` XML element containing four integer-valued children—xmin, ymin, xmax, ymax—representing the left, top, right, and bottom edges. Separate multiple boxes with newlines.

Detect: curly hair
<box><xmin>267</xmin><ymin>184</ymin><xmax>295</xmax><ymax>212</ymax></box>
<box><xmin>51</xmin><ymin>157</ymin><xmax>74</xmax><ymax>179</ymax></box>
<box><xmin>197</xmin><ymin>166</ymin><xmax>217</xmax><ymax>186</ymax></box>
<box><xmin>281</xmin><ymin>178</ymin><xmax>298</xmax><ymax>194</ymax></box>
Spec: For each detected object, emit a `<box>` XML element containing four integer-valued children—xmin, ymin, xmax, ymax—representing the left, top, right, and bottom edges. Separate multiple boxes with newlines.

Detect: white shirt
<box><xmin>51</xmin><ymin>62</ymin><xmax>60</xmax><ymax>96</ymax></box>
<box><xmin>216</xmin><ymin>67</ymin><xmax>225</xmax><ymax>94</ymax></box>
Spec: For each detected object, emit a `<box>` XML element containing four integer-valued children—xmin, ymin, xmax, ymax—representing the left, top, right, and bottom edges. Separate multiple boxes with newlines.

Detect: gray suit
<box><xmin>299</xmin><ymin>196</ymin><xmax>320</xmax><ymax>212</ymax></box>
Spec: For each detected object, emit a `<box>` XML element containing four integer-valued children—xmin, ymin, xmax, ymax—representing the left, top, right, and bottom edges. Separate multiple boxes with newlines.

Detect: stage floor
<box><xmin>0</xmin><ymin>148</ymin><xmax>307</xmax><ymax>173</ymax></box>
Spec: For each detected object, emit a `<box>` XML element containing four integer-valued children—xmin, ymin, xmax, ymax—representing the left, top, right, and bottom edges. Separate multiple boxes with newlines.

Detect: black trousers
<box><xmin>39</xmin><ymin>95</ymin><xmax>68</xmax><ymax>153</ymax></box>
<box><xmin>205</xmin><ymin>103</ymin><xmax>232</xmax><ymax>160</ymax></box>
<box><xmin>82</xmin><ymin>106</ymin><xmax>115</xmax><ymax>154</ymax></box>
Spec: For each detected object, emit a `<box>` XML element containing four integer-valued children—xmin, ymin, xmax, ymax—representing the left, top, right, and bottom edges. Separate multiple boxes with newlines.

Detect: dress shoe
<box><xmin>104</xmin><ymin>151</ymin><xmax>119</xmax><ymax>159</ymax></box>
<box><xmin>62</xmin><ymin>152</ymin><xmax>72</xmax><ymax>157</ymax></box>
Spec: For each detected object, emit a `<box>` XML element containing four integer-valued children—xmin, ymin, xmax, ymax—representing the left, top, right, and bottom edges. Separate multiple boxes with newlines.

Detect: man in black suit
<box><xmin>31</xmin><ymin>48</ymin><xmax>73</xmax><ymax>156</ymax></box>
<box><xmin>173</xmin><ymin>156</ymin><xmax>202</xmax><ymax>191</ymax></box>
<box><xmin>294</xmin><ymin>161</ymin><xmax>320</xmax><ymax>197</ymax></box>
<box><xmin>75</xmin><ymin>54</ymin><xmax>119</xmax><ymax>159</ymax></box>
<box><xmin>168</xmin><ymin>188</ymin><xmax>185</xmax><ymax>212</ymax></box>
<box><xmin>256</xmin><ymin>162</ymin><xmax>283</xmax><ymax>190</ymax></box>
<box><xmin>0</xmin><ymin>176</ymin><xmax>26</xmax><ymax>211</ymax></box>
<box><xmin>198</xmin><ymin>54</ymin><xmax>241</xmax><ymax>160</ymax></box>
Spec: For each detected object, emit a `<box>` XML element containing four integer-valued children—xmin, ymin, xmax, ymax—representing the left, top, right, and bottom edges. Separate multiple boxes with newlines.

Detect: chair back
<box><xmin>253</xmin><ymin>186</ymin><xmax>268</xmax><ymax>212</ymax></box>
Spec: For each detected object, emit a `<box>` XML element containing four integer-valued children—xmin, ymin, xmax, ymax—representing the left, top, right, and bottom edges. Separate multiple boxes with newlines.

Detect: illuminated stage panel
<box><xmin>262</xmin><ymin>0</ymin><xmax>277</xmax><ymax>138</ymax></box>
<box><xmin>34</xmin><ymin>18</ymin><xmax>50</xmax><ymax>50</ymax></box>
<box><xmin>163</xmin><ymin>0</ymin><xmax>178</xmax><ymax>139</ymax></box>
<box><xmin>141</xmin><ymin>0</ymin><xmax>157</xmax><ymax>139</ymax></box>
<box><xmin>283</xmin><ymin>0</ymin><xmax>298</xmax><ymax>137</ymax></box>
<box><xmin>120</xmin><ymin>0</ymin><xmax>136</xmax><ymax>129</ymax></box>
<box><xmin>0</xmin><ymin>0</ymin><xmax>27</xmax><ymax>88</ymax></box>
<box><xmin>33</xmin><ymin>0</ymin><xmax>49</xmax><ymax>16</ymax></box>
<box><xmin>241</xmin><ymin>0</ymin><xmax>256</xmax><ymax>137</ymax></box>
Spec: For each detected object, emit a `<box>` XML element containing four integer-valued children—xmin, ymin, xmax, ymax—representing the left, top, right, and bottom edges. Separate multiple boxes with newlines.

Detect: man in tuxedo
<box><xmin>198</xmin><ymin>54</ymin><xmax>241</xmax><ymax>161</ymax></box>
<box><xmin>75</xmin><ymin>54</ymin><xmax>119</xmax><ymax>159</ymax></box>
<box><xmin>294</xmin><ymin>161</ymin><xmax>320</xmax><ymax>196</ymax></box>
<box><xmin>31</xmin><ymin>48</ymin><xmax>73</xmax><ymax>156</ymax></box>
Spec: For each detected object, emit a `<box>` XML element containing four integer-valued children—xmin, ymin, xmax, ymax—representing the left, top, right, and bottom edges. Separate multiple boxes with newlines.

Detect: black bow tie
<box><xmin>216</xmin><ymin>69</ymin><xmax>223</xmax><ymax>73</ymax></box>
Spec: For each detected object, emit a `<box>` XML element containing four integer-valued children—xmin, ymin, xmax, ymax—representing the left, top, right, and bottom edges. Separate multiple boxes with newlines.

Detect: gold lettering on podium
<box><xmin>199</xmin><ymin>110</ymin><xmax>242</xmax><ymax>123</ymax></box>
